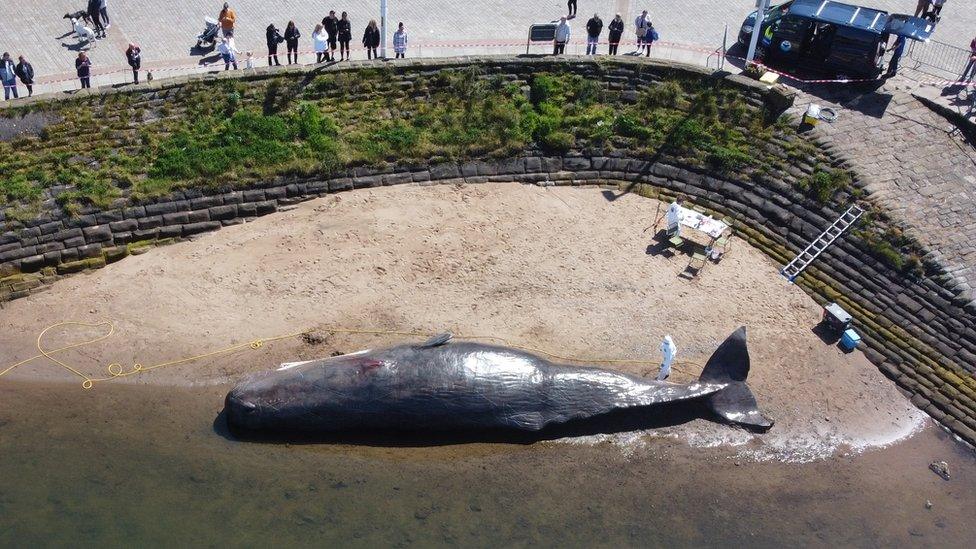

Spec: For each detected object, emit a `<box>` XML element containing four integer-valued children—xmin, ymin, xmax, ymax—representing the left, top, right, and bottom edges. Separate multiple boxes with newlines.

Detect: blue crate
<box><xmin>840</xmin><ymin>329</ymin><xmax>861</xmax><ymax>352</ymax></box>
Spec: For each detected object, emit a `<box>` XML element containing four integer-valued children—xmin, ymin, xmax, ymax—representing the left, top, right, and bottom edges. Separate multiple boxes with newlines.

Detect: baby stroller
<box><xmin>195</xmin><ymin>17</ymin><xmax>220</xmax><ymax>50</ymax></box>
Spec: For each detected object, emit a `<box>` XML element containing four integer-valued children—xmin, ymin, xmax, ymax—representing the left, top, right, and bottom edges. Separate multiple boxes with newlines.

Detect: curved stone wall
<box><xmin>0</xmin><ymin>57</ymin><xmax>973</xmax><ymax>447</ymax></box>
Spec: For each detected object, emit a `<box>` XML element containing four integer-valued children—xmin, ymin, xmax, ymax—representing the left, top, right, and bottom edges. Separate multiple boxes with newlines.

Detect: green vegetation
<box><xmin>0</xmin><ymin>68</ymin><xmax>805</xmax><ymax>214</ymax></box>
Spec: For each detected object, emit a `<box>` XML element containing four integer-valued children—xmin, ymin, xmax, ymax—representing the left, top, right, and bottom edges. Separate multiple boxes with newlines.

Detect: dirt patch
<box><xmin>0</xmin><ymin>182</ymin><xmax>924</xmax><ymax>459</ymax></box>
<box><xmin>0</xmin><ymin>110</ymin><xmax>61</xmax><ymax>142</ymax></box>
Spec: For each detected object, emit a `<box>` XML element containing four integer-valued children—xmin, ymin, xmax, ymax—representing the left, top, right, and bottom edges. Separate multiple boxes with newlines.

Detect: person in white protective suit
<box><xmin>665</xmin><ymin>197</ymin><xmax>683</xmax><ymax>236</ymax></box>
<box><xmin>657</xmin><ymin>335</ymin><xmax>676</xmax><ymax>381</ymax></box>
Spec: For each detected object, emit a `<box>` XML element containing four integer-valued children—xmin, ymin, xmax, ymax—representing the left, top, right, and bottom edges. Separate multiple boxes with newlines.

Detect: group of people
<box><xmin>0</xmin><ymin>53</ymin><xmax>34</xmax><ymax>99</ymax></box>
<box><xmin>85</xmin><ymin>0</ymin><xmax>112</xmax><ymax>40</ymax></box>
<box><xmin>553</xmin><ymin>9</ymin><xmax>658</xmax><ymax>56</ymax></box>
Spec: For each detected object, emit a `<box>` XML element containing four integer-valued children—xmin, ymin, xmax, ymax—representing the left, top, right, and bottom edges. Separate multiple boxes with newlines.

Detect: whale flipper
<box><xmin>700</xmin><ymin>327</ymin><xmax>774</xmax><ymax>431</ymax></box>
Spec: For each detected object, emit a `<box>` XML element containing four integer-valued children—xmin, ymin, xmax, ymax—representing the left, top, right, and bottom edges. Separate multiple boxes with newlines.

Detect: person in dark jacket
<box><xmin>87</xmin><ymin>0</ymin><xmax>105</xmax><ymax>39</ymax></box>
<box><xmin>607</xmin><ymin>14</ymin><xmax>624</xmax><ymax>55</ymax></box>
<box><xmin>363</xmin><ymin>19</ymin><xmax>380</xmax><ymax>59</ymax></box>
<box><xmin>266</xmin><ymin>23</ymin><xmax>284</xmax><ymax>66</ymax></box>
<box><xmin>337</xmin><ymin>12</ymin><xmax>352</xmax><ymax>61</ymax></box>
<box><xmin>76</xmin><ymin>52</ymin><xmax>92</xmax><ymax>89</ymax></box>
<box><xmin>284</xmin><ymin>21</ymin><xmax>301</xmax><ymax>64</ymax></box>
<box><xmin>125</xmin><ymin>43</ymin><xmax>141</xmax><ymax>83</ymax></box>
<box><xmin>567</xmin><ymin>0</ymin><xmax>577</xmax><ymax>17</ymax></box>
<box><xmin>0</xmin><ymin>52</ymin><xmax>17</xmax><ymax>100</ymax></box>
<box><xmin>322</xmin><ymin>11</ymin><xmax>339</xmax><ymax>61</ymax></box>
<box><xmin>14</xmin><ymin>55</ymin><xmax>34</xmax><ymax>97</ymax></box>
<box><xmin>585</xmin><ymin>14</ymin><xmax>603</xmax><ymax>55</ymax></box>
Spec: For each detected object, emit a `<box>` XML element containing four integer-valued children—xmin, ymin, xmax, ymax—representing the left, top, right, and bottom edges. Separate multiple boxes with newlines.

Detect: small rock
<box><xmin>929</xmin><ymin>461</ymin><xmax>950</xmax><ymax>481</ymax></box>
<box><xmin>924</xmin><ymin>500</ymin><xmax>932</xmax><ymax>510</ymax></box>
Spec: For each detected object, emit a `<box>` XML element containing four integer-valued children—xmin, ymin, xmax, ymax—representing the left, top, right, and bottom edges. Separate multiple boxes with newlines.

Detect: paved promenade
<box><xmin>0</xmin><ymin>1</ymin><xmax>973</xmax><ymax>91</ymax></box>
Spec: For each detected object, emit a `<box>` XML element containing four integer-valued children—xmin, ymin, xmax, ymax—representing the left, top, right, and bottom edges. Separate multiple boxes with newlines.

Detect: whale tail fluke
<box><xmin>699</xmin><ymin>327</ymin><xmax>774</xmax><ymax>432</ymax></box>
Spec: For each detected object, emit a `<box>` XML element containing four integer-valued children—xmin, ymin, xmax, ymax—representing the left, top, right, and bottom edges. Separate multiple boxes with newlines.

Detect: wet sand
<box><xmin>0</xmin><ymin>379</ymin><xmax>973</xmax><ymax>547</ymax></box>
<box><xmin>0</xmin><ymin>183</ymin><xmax>925</xmax><ymax>460</ymax></box>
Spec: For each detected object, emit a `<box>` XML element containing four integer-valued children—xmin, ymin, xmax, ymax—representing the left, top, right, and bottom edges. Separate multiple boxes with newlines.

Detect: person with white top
<box><xmin>393</xmin><ymin>22</ymin><xmax>408</xmax><ymax>58</ymax></box>
<box><xmin>312</xmin><ymin>23</ymin><xmax>329</xmax><ymax>63</ymax></box>
<box><xmin>554</xmin><ymin>17</ymin><xmax>571</xmax><ymax>55</ymax></box>
<box><xmin>658</xmin><ymin>336</ymin><xmax>677</xmax><ymax>381</ymax></box>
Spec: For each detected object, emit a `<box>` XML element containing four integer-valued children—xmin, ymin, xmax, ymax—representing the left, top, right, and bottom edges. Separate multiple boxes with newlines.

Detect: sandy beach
<box><xmin>0</xmin><ymin>182</ymin><xmax>925</xmax><ymax>461</ymax></box>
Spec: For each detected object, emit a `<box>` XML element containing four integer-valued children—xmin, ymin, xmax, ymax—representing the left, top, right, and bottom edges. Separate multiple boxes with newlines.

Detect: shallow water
<box><xmin>1</xmin><ymin>380</ymin><xmax>974</xmax><ymax>547</ymax></box>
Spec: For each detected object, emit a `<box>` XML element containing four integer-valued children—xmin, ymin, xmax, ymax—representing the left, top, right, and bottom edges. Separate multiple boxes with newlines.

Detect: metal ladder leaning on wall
<box><xmin>782</xmin><ymin>204</ymin><xmax>864</xmax><ymax>282</ymax></box>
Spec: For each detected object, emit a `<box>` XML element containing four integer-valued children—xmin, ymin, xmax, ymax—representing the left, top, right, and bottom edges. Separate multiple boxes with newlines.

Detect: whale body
<box><xmin>224</xmin><ymin>327</ymin><xmax>773</xmax><ymax>434</ymax></box>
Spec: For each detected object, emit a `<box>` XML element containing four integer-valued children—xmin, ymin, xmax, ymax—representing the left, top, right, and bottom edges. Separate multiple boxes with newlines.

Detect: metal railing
<box><xmin>907</xmin><ymin>39</ymin><xmax>972</xmax><ymax>80</ymax></box>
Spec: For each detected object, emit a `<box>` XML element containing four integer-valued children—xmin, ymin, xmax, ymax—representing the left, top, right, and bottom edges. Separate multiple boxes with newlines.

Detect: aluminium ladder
<box><xmin>781</xmin><ymin>204</ymin><xmax>864</xmax><ymax>282</ymax></box>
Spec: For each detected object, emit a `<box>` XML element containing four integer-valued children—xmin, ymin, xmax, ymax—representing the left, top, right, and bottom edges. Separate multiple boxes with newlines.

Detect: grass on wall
<box><xmin>0</xmin><ymin>68</ymin><xmax>804</xmax><ymax>215</ymax></box>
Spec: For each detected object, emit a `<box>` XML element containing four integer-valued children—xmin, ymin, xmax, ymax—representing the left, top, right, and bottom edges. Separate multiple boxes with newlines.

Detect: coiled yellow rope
<box><xmin>0</xmin><ymin>321</ymin><xmax>696</xmax><ymax>389</ymax></box>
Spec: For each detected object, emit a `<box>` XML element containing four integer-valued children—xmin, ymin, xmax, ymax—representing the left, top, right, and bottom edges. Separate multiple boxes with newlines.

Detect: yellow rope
<box><xmin>0</xmin><ymin>321</ymin><xmax>698</xmax><ymax>389</ymax></box>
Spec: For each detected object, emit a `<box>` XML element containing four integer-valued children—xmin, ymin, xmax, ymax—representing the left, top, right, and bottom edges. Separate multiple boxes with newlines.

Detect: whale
<box><xmin>224</xmin><ymin>327</ymin><xmax>773</xmax><ymax>435</ymax></box>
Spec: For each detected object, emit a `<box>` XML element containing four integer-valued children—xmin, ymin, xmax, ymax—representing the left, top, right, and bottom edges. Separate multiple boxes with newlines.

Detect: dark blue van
<box><xmin>737</xmin><ymin>0</ymin><xmax>934</xmax><ymax>77</ymax></box>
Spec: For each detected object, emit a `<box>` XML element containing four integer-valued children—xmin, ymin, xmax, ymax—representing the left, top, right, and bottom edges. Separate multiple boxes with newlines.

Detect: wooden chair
<box><xmin>668</xmin><ymin>235</ymin><xmax>685</xmax><ymax>249</ymax></box>
<box><xmin>688</xmin><ymin>251</ymin><xmax>707</xmax><ymax>277</ymax></box>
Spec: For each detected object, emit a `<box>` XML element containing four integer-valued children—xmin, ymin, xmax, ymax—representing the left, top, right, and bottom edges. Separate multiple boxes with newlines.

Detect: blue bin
<box><xmin>840</xmin><ymin>329</ymin><xmax>861</xmax><ymax>352</ymax></box>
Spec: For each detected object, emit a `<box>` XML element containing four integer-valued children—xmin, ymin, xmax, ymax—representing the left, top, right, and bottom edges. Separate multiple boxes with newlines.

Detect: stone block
<box><xmin>182</xmin><ymin>221</ymin><xmax>221</xmax><ymax>236</ymax></box>
<box><xmin>243</xmin><ymin>189</ymin><xmax>266</xmax><ymax>203</ymax></box>
<box><xmin>163</xmin><ymin>212</ymin><xmax>190</xmax><ymax>225</ymax></box>
<box><xmin>82</xmin><ymin>225</ymin><xmax>113</xmax><ymax>243</ymax></box>
<box><xmin>209</xmin><ymin>205</ymin><xmax>238</xmax><ymax>221</ymax></box>
<box><xmin>109</xmin><ymin>219</ymin><xmax>139</xmax><ymax>233</ymax></box>
<box><xmin>77</xmin><ymin>243</ymin><xmax>102</xmax><ymax>259</ymax></box>
<box><xmin>187</xmin><ymin>210</ymin><xmax>211</xmax><ymax>223</ymax></box>
<box><xmin>123</xmin><ymin>206</ymin><xmax>147</xmax><ymax>219</ymax></box>
<box><xmin>286</xmin><ymin>183</ymin><xmax>308</xmax><ymax>197</ymax></box>
<box><xmin>255</xmin><ymin>201</ymin><xmax>277</xmax><ymax>215</ymax></box>
<box><xmin>139</xmin><ymin>216</ymin><xmax>163</xmax><ymax>229</ymax></box>
<box><xmin>329</xmin><ymin>178</ymin><xmax>353</xmax><ymax>192</ymax></box>
<box><xmin>563</xmin><ymin>157</ymin><xmax>591</xmax><ymax>171</ymax></box>
<box><xmin>38</xmin><ymin>221</ymin><xmax>63</xmax><ymax>235</ymax></box>
<box><xmin>353</xmin><ymin>175</ymin><xmax>384</xmax><ymax>188</ymax></box>
<box><xmin>265</xmin><ymin>186</ymin><xmax>288</xmax><ymax>200</ymax></box>
<box><xmin>94</xmin><ymin>210</ymin><xmax>124</xmax><ymax>224</ymax></box>
<box><xmin>145</xmin><ymin>201</ymin><xmax>182</xmax><ymax>216</ymax></box>
<box><xmin>190</xmin><ymin>196</ymin><xmax>223</xmax><ymax>210</ymax></box>
<box><xmin>430</xmin><ymin>162</ymin><xmax>460</xmax><ymax>180</ymax></box>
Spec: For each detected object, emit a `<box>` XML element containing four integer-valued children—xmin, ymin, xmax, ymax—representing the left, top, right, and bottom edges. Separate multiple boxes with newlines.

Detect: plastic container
<box><xmin>840</xmin><ymin>329</ymin><xmax>861</xmax><ymax>352</ymax></box>
<box><xmin>803</xmin><ymin>104</ymin><xmax>822</xmax><ymax>126</ymax></box>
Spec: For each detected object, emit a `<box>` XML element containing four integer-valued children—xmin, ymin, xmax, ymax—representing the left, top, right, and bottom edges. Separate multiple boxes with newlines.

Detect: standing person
<box><xmin>219</xmin><ymin>2</ymin><xmax>236</xmax><ymax>38</ymax></box>
<box><xmin>635</xmin><ymin>10</ymin><xmax>650</xmax><ymax>54</ymax></box>
<box><xmin>962</xmin><ymin>35</ymin><xmax>976</xmax><ymax>82</ymax></box>
<box><xmin>363</xmin><ymin>19</ymin><xmax>380</xmax><ymax>60</ymax></box>
<box><xmin>14</xmin><ymin>55</ymin><xmax>34</xmax><ymax>97</ymax></box>
<box><xmin>284</xmin><ymin>21</ymin><xmax>301</xmax><ymax>64</ymax></box>
<box><xmin>0</xmin><ymin>53</ymin><xmax>17</xmax><ymax>100</ymax></box>
<box><xmin>98</xmin><ymin>0</ymin><xmax>110</xmax><ymax>29</ymax></box>
<box><xmin>393</xmin><ymin>22</ymin><xmax>408</xmax><ymax>59</ymax></box>
<box><xmin>567</xmin><ymin>0</ymin><xmax>577</xmax><ymax>18</ymax></box>
<box><xmin>645</xmin><ymin>22</ymin><xmax>658</xmax><ymax>57</ymax></box>
<box><xmin>553</xmin><ymin>16</ymin><xmax>570</xmax><ymax>55</ymax></box>
<box><xmin>323</xmin><ymin>11</ymin><xmax>339</xmax><ymax>62</ymax></box>
<box><xmin>312</xmin><ymin>24</ymin><xmax>329</xmax><ymax>63</ymax></box>
<box><xmin>608</xmin><ymin>14</ymin><xmax>624</xmax><ymax>55</ymax></box>
<box><xmin>886</xmin><ymin>35</ymin><xmax>906</xmax><ymax>77</ymax></box>
<box><xmin>266</xmin><ymin>23</ymin><xmax>284</xmax><ymax>66</ymax></box>
<box><xmin>87</xmin><ymin>0</ymin><xmax>105</xmax><ymax>39</ymax></box>
<box><xmin>657</xmin><ymin>336</ymin><xmax>677</xmax><ymax>381</ymax></box>
<box><xmin>75</xmin><ymin>52</ymin><xmax>92</xmax><ymax>89</ymax></box>
<box><xmin>125</xmin><ymin>43</ymin><xmax>141</xmax><ymax>83</ymax></box>
<box><xmin>217</xmin><ymin>36</ymin><xmax>239</xmax><ymax>70</ymax></box>
<box><xmin>337</xmin><ymin>12</ymin><xmax>352</xmax><ymax>61</ymax></box>
<box><xmin>585</xmin><ymin>13</ymin><xmax>603</xmax><ymax>55</ymax></box>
